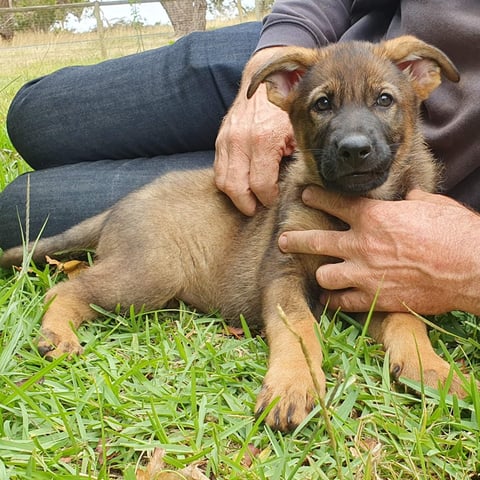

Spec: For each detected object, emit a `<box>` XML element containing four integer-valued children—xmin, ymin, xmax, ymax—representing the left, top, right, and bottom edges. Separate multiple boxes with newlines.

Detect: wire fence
<box><xmin>0</xmin><ymin>1</ymin><xmax>256</xmax><ymax>62</ymax></box>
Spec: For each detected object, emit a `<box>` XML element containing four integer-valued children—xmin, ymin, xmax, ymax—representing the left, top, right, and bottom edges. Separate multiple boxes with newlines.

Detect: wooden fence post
<box><xmin>93</xmin><ymin>1</ymin><xmax>107</xmax><ymax>59</ymax></box>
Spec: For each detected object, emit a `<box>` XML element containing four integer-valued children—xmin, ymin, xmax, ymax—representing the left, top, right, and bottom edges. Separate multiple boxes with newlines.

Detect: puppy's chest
<box><xmin>273</xmin><ymin>187</ymin><xmax>344</xmax><ymax>273</ymax></box>
<box><xmin>276</xmin><ymin>166</ymin><xmax>345</xmax><ymax>234</ymax></box>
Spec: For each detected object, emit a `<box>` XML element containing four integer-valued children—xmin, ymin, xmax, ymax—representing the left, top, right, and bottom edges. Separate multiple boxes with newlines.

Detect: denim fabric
<box><xmin>7</xmin><ymin>22</ymin><xmax>261</xmax><ymax>167</ymax></box>
<box><xmin>1</xmin><ymin>22</ymin><xmax>261</xmax><ymax>249</ymax></box>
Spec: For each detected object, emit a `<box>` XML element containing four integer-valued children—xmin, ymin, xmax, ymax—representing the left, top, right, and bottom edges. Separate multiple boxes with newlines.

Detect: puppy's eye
<box><xmin>376</xmin><ymin>92</ymin><xmax>394</xmax><ymax>107</ymax></box>
<box><xmin>313</xmin><ymin>96</ymin><xmax>331</xmax><ymax>112</ymax></box>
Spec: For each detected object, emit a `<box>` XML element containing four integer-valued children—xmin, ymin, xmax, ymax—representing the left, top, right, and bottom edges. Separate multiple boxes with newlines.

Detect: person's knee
<box><xmin>178</xmin><ymin>21</ymin><xmax>261</xmax><ymax>72</ymax></box>
<box><xmin>7</xmin><ymin>83</ymin><xmax>29</xmax><ymax>148</ymax></box>
<box><xmin>6</xmin><ymin>77</ymin><xmax>46</xmax><ymax>166</ymax></box>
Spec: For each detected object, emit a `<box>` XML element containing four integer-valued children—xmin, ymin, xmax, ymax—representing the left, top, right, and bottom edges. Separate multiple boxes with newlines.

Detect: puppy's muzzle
<box><xmin>337</xmin><ymin>134</ymin><xmax>373</xmax><ymax>168</ymax></box>
<box><xmin>331</xmin><ymin>133</ymin><xmax>389</xmax><ymax>192</ymax></box>
<box><xmin>319</xmin><ymin>131</ymin><xmax>393</xmax><ymax>195</ymax></box>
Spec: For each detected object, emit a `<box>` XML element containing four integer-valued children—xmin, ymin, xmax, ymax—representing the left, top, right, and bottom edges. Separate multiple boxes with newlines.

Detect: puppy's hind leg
<box><xmin>39</xmin><ymin>275</ymin><xmax>100</xmax><ymax>359</ymax></box>
<box><xmin>38</xmin><ymin>258</ymin><xmax>179</xmax><ymax>359</ymax></box>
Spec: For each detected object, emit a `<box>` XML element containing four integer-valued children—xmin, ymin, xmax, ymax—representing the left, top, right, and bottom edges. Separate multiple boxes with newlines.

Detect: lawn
<box><xmin>0</xmin><ymin>27</ymin><xmax>479</xmax><ymax>480</ymax></box>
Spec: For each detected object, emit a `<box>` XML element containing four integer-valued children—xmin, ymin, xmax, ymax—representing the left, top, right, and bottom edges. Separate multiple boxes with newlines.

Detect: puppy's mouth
<box><xmin>324</xmin><ymin>168</ymin><xmax>390</xmax><ymax>195</ymax></box>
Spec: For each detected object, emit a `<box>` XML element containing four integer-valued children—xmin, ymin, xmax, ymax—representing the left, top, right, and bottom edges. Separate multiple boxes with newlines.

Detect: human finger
<box><xmin>249</xmin><ymin>156</ymin><xmax>280</xmax><ymax>209</ymax></box>
<box><xmin>214</xmin><ymin>143</ymin><xmax>257</xmax><ymax>215</ymax></box>
<box><xmin>278</xmin><ymin>229</ymin><xmax>349</xmax><ymax>258</ymax></box>
<box><xmin>249</xmin><ymin>115</ymin><xmax>294</xmax><ymax>208</ymax></box>
<box><xmin>320</xmin><ymin>288</ymin><xmax>377</xmax><ymax>312</ymax></box>
<box><xmin>213</xmin><ymin>135</ymin><xmax>228</xmax><ymax>191</ymax></box>
<box><xmin>301</xmin><ymin>185</ymin><xmax>372</xmax><ymax>223</ymax></box>
<box><xmin>215</xmin><ymin>83</ymin><xmax>290</xmax><ymax>214</ymax></box>
<box><xmin>406</xmin><ymin>188</ymin><xmax>458</xmax><ymax>206</ymax></box>
<box><xmin>315</xmin><ymin>261</ymin><xmax>356</xmax><ymax>291</ymax></box>
<box><xmin>214</xmin><ymin>121</ymin><xmax>258</xmax><ymax>215</ymax></box>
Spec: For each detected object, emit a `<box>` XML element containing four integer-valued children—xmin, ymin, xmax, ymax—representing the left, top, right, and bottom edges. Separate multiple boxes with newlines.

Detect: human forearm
<box><xmin>256</xmin><ymin>0</ymin><xmax>353</xmax><ymax>51</ymax></box>
<box><xmin>449</xmin><ymin>210</ymin><xmax>480</xmax><ymax>315</ymax></box>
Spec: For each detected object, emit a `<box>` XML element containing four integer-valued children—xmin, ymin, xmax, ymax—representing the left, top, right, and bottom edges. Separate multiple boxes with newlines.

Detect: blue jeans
<box><xmin>0</xmin><ymin>22</ymin><xmax>261</xmax><ymax>249</ymax></box>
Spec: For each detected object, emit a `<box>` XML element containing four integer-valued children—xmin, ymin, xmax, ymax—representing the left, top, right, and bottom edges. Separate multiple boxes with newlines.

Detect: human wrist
<box><xmin>455</xmin><ymin>210</ymin><xmax>480</xmax><ymax>315</ymax></box>
<box><xmin>462</xmin><ymin>257</ymin><xmax>480</xmax><ymax>316</ymax></box>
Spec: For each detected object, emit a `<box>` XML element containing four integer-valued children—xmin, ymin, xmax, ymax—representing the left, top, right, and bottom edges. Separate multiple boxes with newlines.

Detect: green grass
<box><xmin>1</xmin><ymin>28</ymin><xmax>480</xmax><ymax>480</ymax></box>
<box><xmin>0</xmin><ymin>268</ymin><xmax>479</xmax><ymax>479</ymax></box>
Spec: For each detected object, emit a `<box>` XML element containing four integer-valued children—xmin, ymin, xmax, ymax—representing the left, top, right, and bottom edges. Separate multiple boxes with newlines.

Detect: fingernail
<box><xmin>320</xmin><ymin>292</ymin><xmax>332</xmax><ymax>307</ymax></box>
<box><xmin>302</xmin><ymin>187</ymin><xmax>314</xmax><ymax>205</ymax></box>
<box><xmin>302</xmin><ymin>187</ymin><xmax>313</xmax><ymax>204</ymax></box>
<box><xmin>278</xmin><ymin>234</ymin><xmax>288</xmax><ymax>251</ymax></box>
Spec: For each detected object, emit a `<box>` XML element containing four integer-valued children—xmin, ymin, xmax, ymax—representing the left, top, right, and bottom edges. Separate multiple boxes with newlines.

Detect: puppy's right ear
<box><xmin>247</xmin><ymin>47</ymin><xmax>319</xmax><ymax>111</ymax></box>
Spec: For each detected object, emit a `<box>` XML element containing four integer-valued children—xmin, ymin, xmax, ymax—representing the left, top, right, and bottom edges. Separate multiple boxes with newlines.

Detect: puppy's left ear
<box><xmin>247</xmin><ymin>47</ymin><xmax>320</xmax><ymax>110</ymax></box>
<box><xmin>378</xmin><ymin>35</ymin><xmax>460</xmax><ymax>100</ymax></box>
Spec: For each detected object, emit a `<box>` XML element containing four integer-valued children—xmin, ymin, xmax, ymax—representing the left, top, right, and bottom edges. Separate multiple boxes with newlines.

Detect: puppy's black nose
<box><xmin>337</xmin><ymin>135</ymin><xmax>372</xmax><ymax>164</ymax></box>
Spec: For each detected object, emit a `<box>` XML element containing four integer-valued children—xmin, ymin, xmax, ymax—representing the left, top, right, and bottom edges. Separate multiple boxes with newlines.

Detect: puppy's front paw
<box><xmin>390</xmin><ymin>350</ymin><xmax>466</xmax><ymax>398</ymax></box>
<box><xmin>255</xmin><ymin>364</ymin><xmax>325</xmax><ymax>432</ymax></box>
<box><xmin>37</xmin><ymin>328</ymin><xmax>84</xmax><ymax>359</ymax></box>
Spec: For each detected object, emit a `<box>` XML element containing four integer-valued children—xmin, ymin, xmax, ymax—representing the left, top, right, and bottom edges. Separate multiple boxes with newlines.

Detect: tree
<box><xmin>160</xmin><ymin>0</ymin><xmax>272</xmax><ymax>38</ymax></box>
<box><xmin>0</xmin><ymin>0</ymin><xmax>14</xmax><ymax>40</ymax></box>
<box><xmin>254</xmin><ymin>0</ymin><xmax>273</xmax><ymax>20</ymax></box>
<box><xmin>0</xmin><ymin>0</ymin><xmax>85</xmax><ymax>37</ymax></box>
<box><xmin>160</xmin><ymin>0</ymin><xmax>207</xmax><ymax>38</ymax></box>
<box><xmin>207</xmin><ymin>0</ymin><xmax>273</xmax><ymax>21</ymax></box>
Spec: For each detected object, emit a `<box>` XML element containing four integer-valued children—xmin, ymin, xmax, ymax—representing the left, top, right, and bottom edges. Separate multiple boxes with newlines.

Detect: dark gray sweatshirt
<box><xmin>256</xmin><ymin>0</ymin><xmax>480</xmax><ymax>210</ymax></box>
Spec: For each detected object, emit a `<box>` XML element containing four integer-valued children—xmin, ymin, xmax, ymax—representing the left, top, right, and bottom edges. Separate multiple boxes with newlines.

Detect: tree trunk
<box><xmin>0</xmin><ymin>0</ymin><xmax>14</xmax><ymax>41</ymax></box>
<box><xmin>236</xmin><ymin>0</ymin><xmax>243</xmax><ymax>21</ymax></box>
<box><xmin>255</xmin><ymin>0</ymin><xmax>267</xmax><ymax>20</ymax></box>
<box><xmin>160</xmin><ymin>0</ymin><xmax>207</xmax><ymax>38</ymax></box>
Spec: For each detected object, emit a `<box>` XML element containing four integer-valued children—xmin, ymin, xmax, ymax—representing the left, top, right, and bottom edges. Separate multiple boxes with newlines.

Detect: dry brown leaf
<box><xmin>241</xmin><ymin>444</ymin><xmax>262</xmax><ymax>468</ymax></box>
<box><xmin>154</xmin><ymin>474</ymin><xmax>184</xmax><ymax>480</ymax></box>
<box><xmin>63</xmin><ymin>259</ymin><xmax>89</xmax><ymax>278</ymax></box>
<box><xmin>15</xmin><ymin>376</ymin><xmax>44</xmax><ymax>387</ymax></box>
<box><xmin>96</xmin><ymin>439</ymin><xmax>118</xmax><ymax>466</ymax></box>
<box><xmin>350</xmin><ymin>434</ymin><xmax>384</xmax><ymax>480</ymax></box>
<box><xmin>177</xmin><ymin>464</ymin><xmax>209</xmax><ymax>480</ymax></box>
<box><xmin>45</xmin><ymin>255</ymin><xmax>61</xmax><ymax>267</ymax></box>
<box><xmin>45</xmin><ymin>255</ymin><xmax>89</xmax><ymax>278</ymax></box>
<box><xmin>136</xmin><ymin>448</ymin><xmax>166</xmax><ymax>480</ymax></box>
<box><xmin>226</xmin><ymin>325</ymin><xmax>245</xmax><ymax>339</ymax></box>
<box><xmin>350</xmin><ymin>436</ymin><xmax>383</xmax><ymax>457</ymax></box>
<box><xmin>135</xmin><ymin>449</ymin><xmax>211</xmax><ymax>480</ymax></box>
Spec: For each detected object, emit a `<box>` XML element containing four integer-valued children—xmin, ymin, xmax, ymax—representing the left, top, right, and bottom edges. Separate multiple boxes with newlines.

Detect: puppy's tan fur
<box><xmin>1</xmin><ymin>36</ymin><xmax>465</xmax><ymax>431</ymax></box>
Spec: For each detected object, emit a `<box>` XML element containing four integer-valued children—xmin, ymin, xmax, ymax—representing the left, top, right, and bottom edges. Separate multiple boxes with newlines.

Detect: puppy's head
<box><xmin>247</xmin><ymin>36</ymin><xmax>459</xmax><ymax>198</ymax></box>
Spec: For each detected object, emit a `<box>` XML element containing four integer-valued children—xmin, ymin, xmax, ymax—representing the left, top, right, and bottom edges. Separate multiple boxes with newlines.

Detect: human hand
<box><xmin>214</xmin><ymin>48</ymin><xmax>295</xmax><ymax>216</ymax></box>
<box><xmin>278</xmin><ymin>187</ymin><xmax>480</xmax><ymax>315</ymax></box>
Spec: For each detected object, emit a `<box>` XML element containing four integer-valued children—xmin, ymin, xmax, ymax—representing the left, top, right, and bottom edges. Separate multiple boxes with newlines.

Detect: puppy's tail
<box><xmin>0</xmin><ymin>210</ymin><xmax>110</xmax><ymax>268</ymax></box>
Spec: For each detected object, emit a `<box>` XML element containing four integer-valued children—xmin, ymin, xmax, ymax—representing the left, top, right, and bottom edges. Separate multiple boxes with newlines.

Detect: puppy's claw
<box><xmin>286</xmin><ymin>404</ymin><xmax>297</xmax><ymax>426</ymax></box>
<box><xmin>254</xmin><ymin>404</ymin><xmax>265</xmax><ymax>419</ymax></box>
<box><xmin>390</xmin><ymin>351</ymin><xmax>467</xmax><ymax>398</ymax></box>
<box><xmin>391</xmin><ymin>363</ymin><xmax>402</xmax><ymax>377</ymax></box>
<box><xmin>254</xmin><ymin>366</ymin><xmax>325</xmax><ymax>432</ymax></box>
<box><xmin>37</xmin><ymin>328</ymin><xmax>83</xmax><ymax>360</ymax></box>
<box><xmin>37</xmin><ymin>343</ymin><xmax>56</xmax><ymax>357</ymax></box>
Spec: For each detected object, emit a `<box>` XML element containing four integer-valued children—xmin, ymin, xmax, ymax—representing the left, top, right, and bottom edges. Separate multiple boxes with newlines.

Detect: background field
<box><xmin>0</xmin><ymin>23</ymin><xmax>479</xmax><ymax>480</ymax></box>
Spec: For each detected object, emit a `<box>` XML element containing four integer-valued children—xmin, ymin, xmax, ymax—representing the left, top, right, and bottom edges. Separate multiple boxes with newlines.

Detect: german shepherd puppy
<box><xmin>1</xmin><ymin>36</ymin><xmax>464</xmax><ymax>431</ymax></box>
